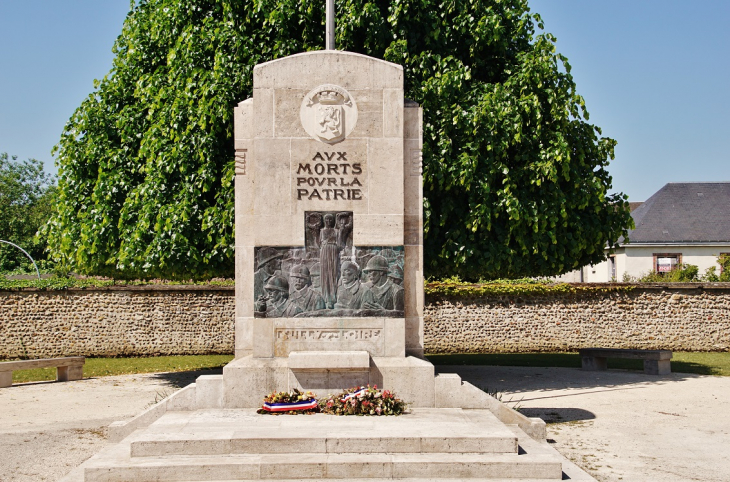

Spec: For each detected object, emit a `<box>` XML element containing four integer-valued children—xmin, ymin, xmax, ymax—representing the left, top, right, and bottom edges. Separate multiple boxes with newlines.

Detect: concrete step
<box><xmin>84</xmin><ymin>453</ymin><xmax>564</xmax><ymax>481</ymax></box>
<box><xmin>180</xmin><ymin>479</ymin><xmax>564</xmax><ymax>482</ymax></box>
<box><xmin>132</xmin><ymin>433</ymin><xmax>518</xmax><ymax>456</ymax></box>
<box><xmin>75</xmin><ymin>408</ymin><xmax>582</xmax><ymax>481</ymax></box>
<box><xmin>131</xmin><ymin>408</ymin><xmax>519</xmax><ymax>457</ymax></box>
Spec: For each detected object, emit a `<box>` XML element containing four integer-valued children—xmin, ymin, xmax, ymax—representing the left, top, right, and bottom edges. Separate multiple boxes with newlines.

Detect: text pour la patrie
<box><xmin>296</xmin><ymin>151</ymin><xmax>363</xmax><ymax>201</ymax></box>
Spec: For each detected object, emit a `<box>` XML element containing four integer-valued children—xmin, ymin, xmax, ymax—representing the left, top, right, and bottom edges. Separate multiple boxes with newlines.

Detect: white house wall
<box><xmin>558</xmin><ymin>245</ymin><xmax>730</xmax><ymax>283</ymax></box>
<box><xmin>623</xmin><ymin>246</ymin><xmax>730</xmax><ymax>279</ymax></box>
<box><xmin>622</xmin><ymin>247</ymin><xmax>656</xmax><ymax>279</ymax></box>
<box><xmin>581</xmin><ymin>259</ymin><xmax>610</xmax><ymax>282</ymax></box>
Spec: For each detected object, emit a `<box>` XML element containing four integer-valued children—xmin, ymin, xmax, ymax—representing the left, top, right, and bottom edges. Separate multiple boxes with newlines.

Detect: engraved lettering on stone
<box><xmin>276</xmin><ymin>328</ymin><xmax>381</xmax><ymax>341</ymax></box>
<box><xmin>295</xmin><ymin>151</ymin><xmax>364</xmax><ymax>201</ymax></box>
<box><xmin>409</xmin><ymin>149</ymin><xmax>422</xmax><ymax>177</ymax></box>
<box><xmin>235</xmin><ymin>150</ymin><xmax>247</xmax><ymax>175</ymax></box>
<box><xmin>300</xmin><ymin>84</ymin><xmax>358</xmax><ymax>144</ymax></box>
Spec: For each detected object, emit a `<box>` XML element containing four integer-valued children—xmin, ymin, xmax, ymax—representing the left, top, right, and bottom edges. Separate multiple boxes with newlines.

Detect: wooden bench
<box><xmin>579</xmin><ymin>348</ymin><xmax>672</xmax><ymax>375</ymax></box>
<box><xmin>0</xmin><ymin>357</ymin><xmax>85</xmax><ymax>387</ymax></box>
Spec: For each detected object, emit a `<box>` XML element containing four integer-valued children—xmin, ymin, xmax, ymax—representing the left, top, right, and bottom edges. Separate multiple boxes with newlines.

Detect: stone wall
<box><xmin>2</xmin><ymin>284</ymin><xmax>729</xmax><ymax>358</ymax></box>
<box><xmin>424</xmin><ymin>285</ymin><xmax>730</xmax><ymax>353</ymax></box>
<box><xmin>0</xmin><ymin>287</ymin><xmax>235</xmax><ymax>358</ymax></box>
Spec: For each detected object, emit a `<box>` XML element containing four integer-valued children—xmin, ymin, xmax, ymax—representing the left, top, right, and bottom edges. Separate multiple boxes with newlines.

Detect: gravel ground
<box><xmin>2</xmin><ymin>365</ymin><xmax>729</xmax><ymax>481</ymax></box>
<box><xmin>442</xmin><ymin>365</ymin><xmax>730</xmax><ymax>482</ymax></box>
<box><xmin>0</xmin><ymin>370</ymin><xmax>218</xmax><ymax>482</ymax></box>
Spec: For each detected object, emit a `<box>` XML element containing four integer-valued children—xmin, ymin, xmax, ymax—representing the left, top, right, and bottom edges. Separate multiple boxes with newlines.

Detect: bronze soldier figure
<box><xmin>388</xmin><ymin>264</ymin><xmax>404</xmax><ymax>286</ymax></box>
<box><xmin>334</xmin><ymin>261</ymin><xmax>375</xmax><ymax>309</ymax></box>
<box><xmin>362</xmin><ymin>255</ymin><xmax>404</xmax><ymax>311</ymax></box>
<box><xmin>288</xmin><ymin>265</ymin><xmax>326</xmax><ymax>313</ymax></box>
<box><xmin>253</xmin><ymin>247</ymin><xmax>283</xmax><ymax>302</ymax></box>
<box><xmin>254</xmin><ymin>275</ymin><xmax>302</xmax><ymax>318</ymax></box>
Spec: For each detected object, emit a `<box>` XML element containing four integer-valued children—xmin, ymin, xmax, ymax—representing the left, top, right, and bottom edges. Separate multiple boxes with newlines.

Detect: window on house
<box><xmin>654</xmin><ymin>253</ymin><xmax>681</xmax><ymax>273</ymax></box>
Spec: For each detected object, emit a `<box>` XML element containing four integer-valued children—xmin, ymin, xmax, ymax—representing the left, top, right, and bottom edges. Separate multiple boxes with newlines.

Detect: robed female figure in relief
<box><xmin>317</xmin><ymin>212</ymin><xmax>353</xmax><ymax>309</ymax></box>
<box><xmin>319</xmin><ymin>214</ymin><xmax>339</xmax><ymax>308</ymax></box>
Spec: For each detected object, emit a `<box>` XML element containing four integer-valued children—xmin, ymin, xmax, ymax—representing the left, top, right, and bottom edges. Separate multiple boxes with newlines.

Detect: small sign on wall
<box><xmin>657</xmin><ymin>257</ymin><xmax>677</xmax><ymax>272</ymax></box>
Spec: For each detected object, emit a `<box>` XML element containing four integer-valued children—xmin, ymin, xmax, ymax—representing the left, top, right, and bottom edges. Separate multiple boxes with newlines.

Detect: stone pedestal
<box><xmin>225</xmin><ymin>50</ymin><xmax>426</xmax><ymax>401</ymax></box>
<box><xmin>223</xmin><ymin>354</ymin><xmax>434</xmax><ymax>408</ymax></box>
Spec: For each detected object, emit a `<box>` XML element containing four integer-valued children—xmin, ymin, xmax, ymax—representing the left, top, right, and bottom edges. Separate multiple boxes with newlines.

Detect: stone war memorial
<box><xmin>223</xmin><ymin>49</ymin><xmax>433</xmax><ymax>405</ymax></box>
<box><xmin>71</xmin><ymin>18</ymin><xmax>589</xmax><ymax>482</ymax></box>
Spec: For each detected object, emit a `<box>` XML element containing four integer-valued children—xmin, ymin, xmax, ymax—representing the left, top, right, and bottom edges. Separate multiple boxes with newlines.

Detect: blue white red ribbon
<box><xmin>341</xmin><ymin>387</ymin><xmax>367</xmax><ymax>402</ymax></box>
<box><xmin>262</xmin><ymin>399</ymin><xmax>318</xmax><ymax>412</ymax></box>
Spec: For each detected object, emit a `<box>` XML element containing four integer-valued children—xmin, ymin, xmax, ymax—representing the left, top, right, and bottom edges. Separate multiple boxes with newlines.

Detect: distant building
<box><xmin>561</xmin><ymin>182</ymin><xmax>730</xmax><ymax>282</ymax></box>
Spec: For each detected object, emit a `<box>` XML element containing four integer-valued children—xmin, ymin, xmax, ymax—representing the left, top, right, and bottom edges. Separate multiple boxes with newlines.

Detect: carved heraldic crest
<box><xmin>300</xmin><ymin>84</ymin><xmax>358</xmax><ymax>144</ymax></box>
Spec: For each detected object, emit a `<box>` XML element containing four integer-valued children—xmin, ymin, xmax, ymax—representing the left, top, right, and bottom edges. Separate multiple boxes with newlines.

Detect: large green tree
<box><xmin>0</xmin><ymin>153</ymin><xmax>56</xmax><ymax>272</ymax></box>
<box><xmin>48</xmin><ymin>0</ymin><xmax>632</xmax><ymax>280</ymax></box>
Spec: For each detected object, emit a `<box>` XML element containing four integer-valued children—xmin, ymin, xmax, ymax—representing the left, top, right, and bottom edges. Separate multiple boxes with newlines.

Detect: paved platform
<box><xmin>130</xmin><ymin>408</ymin><xmax>519</xmax><ymax>456</ymax></box>
<box><xmin>70</xmin><ymin>408</ymin><xmax>590</xmax><ymax>482</ymax></box>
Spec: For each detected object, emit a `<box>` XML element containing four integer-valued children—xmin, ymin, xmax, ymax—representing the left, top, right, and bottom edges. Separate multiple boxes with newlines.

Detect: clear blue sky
<box><xmin>1</xmin><ymin>0</ymin><xmax>728</xmax><ymax>201</ymax></box>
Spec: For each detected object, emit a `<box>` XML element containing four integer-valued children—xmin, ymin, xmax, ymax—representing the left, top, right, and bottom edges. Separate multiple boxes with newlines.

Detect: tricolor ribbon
<box><xmin>340</xmin><ymin>387</ymin><xmax>368</xmax><ymax>402</ymax></box>
<box><xmin>262</xmin><ymin>398</ymin><xmax>318</xmax><ymax>412</ymax></box>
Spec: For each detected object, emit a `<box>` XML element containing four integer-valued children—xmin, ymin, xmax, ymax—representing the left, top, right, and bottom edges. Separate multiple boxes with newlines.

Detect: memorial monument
<box><xmin>73</xmin><ymin>6</ymin><xmax>578</xmax><ymax>480</ymax></box>
<box><xmin>222</xmin><ymin>42</ymin><xmax>433</xmax><ymax>406</ymax></box>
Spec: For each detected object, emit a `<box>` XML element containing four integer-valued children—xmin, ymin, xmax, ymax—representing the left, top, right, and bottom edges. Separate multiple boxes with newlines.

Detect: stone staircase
<box><xmin>79</xmin><ymin>408</ymin><xmax>569</xmax><ymax>481</ymax></box>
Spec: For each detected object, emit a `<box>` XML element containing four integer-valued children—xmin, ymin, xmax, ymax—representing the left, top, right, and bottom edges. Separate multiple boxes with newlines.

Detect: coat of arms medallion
<box><xmin>300</xmin><ymin>84</ymin><xmax>358</xmax><ymax>143</ymax></box>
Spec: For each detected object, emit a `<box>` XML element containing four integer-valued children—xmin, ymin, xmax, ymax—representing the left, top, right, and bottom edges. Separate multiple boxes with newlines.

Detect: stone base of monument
<box><xmin>72</xmin><ymin>408</ymin><xmax>590</xmax><ymax>482</ymax></box>
<box><xmin>60</xmin><ymin>370</ymin><xmax>596</xmax><ymax>482</ymax></box>
<box><xmin>220</xmin><ymin>353</ymin><xmax>434</xmax><ymax>409</ymax></box>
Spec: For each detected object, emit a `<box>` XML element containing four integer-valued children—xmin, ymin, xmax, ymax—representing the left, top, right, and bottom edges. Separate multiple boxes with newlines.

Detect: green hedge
<box><xmin>0</xmin><ymin>276</ymin><xmax>234</xmax><ymax>291</ymax></box>
<box><xmin>425</xmin><ymin>278</ymin><xmax>634</xmax><ymax>297</ymax></box>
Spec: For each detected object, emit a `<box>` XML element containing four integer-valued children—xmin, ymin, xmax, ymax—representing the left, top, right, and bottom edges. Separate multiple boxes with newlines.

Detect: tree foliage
<box><xmin>0</xmin><ymin>153</ymin><xmax>56</xmax><ymax>272</ymax></box>
<box><xmin>719</xmin><ymin>255</ymin><xmax>730</xmax><ymax>282</ymax></box>
<box><xmin>48</xmin><ymin>0</ymin><xmax>632</xmax><ymax>280</ymax></box>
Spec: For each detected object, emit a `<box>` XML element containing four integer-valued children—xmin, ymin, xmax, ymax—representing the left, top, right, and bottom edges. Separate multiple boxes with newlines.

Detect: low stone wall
<box><xmin>0</xmin><ymin>286</ymin><xmax>235</xmax><ymax>358</ymax></box>
<box><xmin>424</xmin><ymin>285</ymin><xmax>730</xmax><ymax>353</ymax></box>
<box><xmin>2</xmin><ymin>284</ymin><xmax>729</xmax><ymax>358</ymax></box>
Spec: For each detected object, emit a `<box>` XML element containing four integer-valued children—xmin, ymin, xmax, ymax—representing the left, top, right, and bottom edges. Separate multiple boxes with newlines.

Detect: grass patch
<box><xmin>5</xmin><ymin>352</ymin><xmax>729</xmax><ymax>384</ymax></box>
<box><xmin>672</xmin><ymin>352</ymin><xmax>730</xmax><ymax>376</ymax></box>
<box><xmin>426</xmin><ymin>351</ymin><xmax>730</xmax><ymax>376</ymax></box>
<box><xmin>4</xmin><ymin>354</ymin><xmax>234</xmax><ymax>383</ymax></box>
<box><xmin>428</xmin><ymin>352</ymin><xmax>582</xmax><ymax>369</ymax></box>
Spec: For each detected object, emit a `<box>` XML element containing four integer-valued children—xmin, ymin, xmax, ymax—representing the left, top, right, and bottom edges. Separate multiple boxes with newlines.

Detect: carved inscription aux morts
<box><xmin>296</xmin><ymin>151</ymin><xmax>363</xmax><ymax>201</ymax></box>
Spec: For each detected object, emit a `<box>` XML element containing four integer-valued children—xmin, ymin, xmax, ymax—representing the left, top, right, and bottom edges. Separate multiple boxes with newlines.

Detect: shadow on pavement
<box><xmin>434</xmin><ymin>362</ymin><xmax>704</xmax><ymax>395</ymax></box>
<box><xmin>143</xmin><ymin>359</ymin><xmax>709</xmax><ymax>394</ymax></box>
<box><xmin>428</xmin><ymin>353</ymin><xmax>720</xmax><ymax>376</ymax></box>
<box><xmin>148</xmin><ymin>368</ymin><xmax>224</xmax><ymax>389</ymax></box>
<box><xmin>518</xmin><ymin>407</ymin><xmax>596</xmax><ymax>424</ymax></box>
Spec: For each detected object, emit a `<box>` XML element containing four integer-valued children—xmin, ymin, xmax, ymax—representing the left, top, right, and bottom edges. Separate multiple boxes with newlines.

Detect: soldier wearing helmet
<box><xmin>388</xmin><ymin>264</ymin><xmax>404</xmax><ymax>286</ymax></box>
<box><xmin>255</xmin><ymin>275</ymin><xmax>302</xmax><ymax>318</ymax></box>
<box><xmin>310</xmin><ymin>262</ymin><xmax>321</xmax><ymax>292</ymax></box>
<box><xmin>334</xmin><ymin>261</ymin><xmax>375</xmax><ymax>310</ymax></box>
<box><xmin>362</xmin><ymin>255</ymin><xmax>404</xmax><ymax>312</ymax></box>
<box><xmin>254</xmin><ymin>247</ymin><xmax>284</xmax><ymax>302</ymax></box>
<box><xmin>288</xmin><ymin>265</ymin><xmax>326</xmax><ymax>313</ymax></box>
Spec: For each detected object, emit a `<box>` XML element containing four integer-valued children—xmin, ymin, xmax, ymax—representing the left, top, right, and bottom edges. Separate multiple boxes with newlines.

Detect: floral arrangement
<box><xmin>257</xmin><ymin>388</ymin><xmax>318</xmax><ymax>415</ymax></box>
<box><xmin>318</xmin><ymin>385</ymin><xmax>408</xmax><ymax>416</ymax></box>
